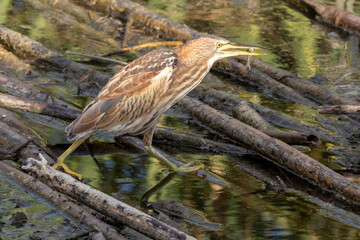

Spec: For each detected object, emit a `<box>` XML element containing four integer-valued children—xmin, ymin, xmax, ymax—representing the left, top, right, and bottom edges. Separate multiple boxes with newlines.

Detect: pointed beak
<box><xmin>218</xmin><ymin>42</ymin><xmax>265</xmax><ymax>56</ymax></box>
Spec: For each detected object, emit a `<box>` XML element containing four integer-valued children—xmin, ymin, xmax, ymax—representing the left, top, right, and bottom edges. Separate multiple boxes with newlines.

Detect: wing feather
<box><xmin>67</xmin><ymin>49</ymin><xmax>177</xmax><ymax>140</ymax></box>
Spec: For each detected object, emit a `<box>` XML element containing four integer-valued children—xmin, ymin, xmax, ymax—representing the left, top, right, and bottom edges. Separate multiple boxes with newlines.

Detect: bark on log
<box><xmin>22</xmin><ymin>155</ymin><xmax>196</xmax><ymax>240</ymax></box>
<box><xmin>0</xmin><ymin>161</ymin><xmax>127</xmax><ymax>240</ymax></box>
<box><xmin>178</xmin><ymin>96</ymin><xmax>360</xmax><ymax>203</ymax></box>
<box><xmin>0</xmin><ymin>93</ymin><xmax>81</xmax><ymax>120</ymax></box>
<box><xmin>299</xmin><ymin>0</ymin><xmax>360</xmax><ymax>33</ymax></box>
<box><xmin>232</xmin><ymin>101</ymin><xmax>321</xmax><ymax>146</ymax></box>
<box><xmin>237</xmin><ymin>57</ymin><xmax>358</xmax><ymax>105</ymax></box>
<box><xmin>318</xmin><ymin>105</ymin><xmax>360</xmax><ymax>114</ymax></box>
<box><xmin>0</xmin><ymin>44</ymin><xmax>32</xmax><ymax>76</ymax></box>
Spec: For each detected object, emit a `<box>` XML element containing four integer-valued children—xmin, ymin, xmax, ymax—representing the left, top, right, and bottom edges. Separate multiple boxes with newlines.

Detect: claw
<box><xmin>53</xmin><ymin>162</ymin><xmax>83</xmax><ymax>180</ymax></box>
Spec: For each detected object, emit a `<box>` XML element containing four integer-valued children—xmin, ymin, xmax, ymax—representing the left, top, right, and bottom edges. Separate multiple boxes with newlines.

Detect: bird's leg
<box><xmin>143</xmin><ymin>127</ymin><xmax>204</xmax><ymax>173</ymax></box>
<box><xmin>53</xmin><ymin>136</ymin><xmax>89</xmax><ymax>180</ymax></box>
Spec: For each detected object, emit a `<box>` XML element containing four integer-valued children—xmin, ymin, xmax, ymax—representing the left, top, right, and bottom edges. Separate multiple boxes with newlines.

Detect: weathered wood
<box><xmin>0</xmin><ymin>161</ymin><xmax>127</xmax><ymax>240</ymax></box>
<box><xmin>178</xmin><ymin>96</ymin><xmax>360</xmax><ymax>203</ymax></box>
<box><xmin>22</xmin><ymin>155</ymin><xmax>196</xmax><ymax>240</ymax></box>
<box><xmin>0</xmin><ymin>93</ymin><xmax>81</xmax><ymax>120</ymax></box>
<box><xmin>232</xmin><ymin>101</ymin><xmax>321</xmax><ymax>146</ymax></box>
<box><xmin>318</xmin><ymin>105</ymin><xmax>360</xmax><ymax>114</ymax></box>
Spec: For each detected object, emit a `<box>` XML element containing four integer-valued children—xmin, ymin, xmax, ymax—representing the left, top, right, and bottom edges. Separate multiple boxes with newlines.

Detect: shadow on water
<box><xmin>1</xmin><ymin>0</ymin><xmax>360</xmax><ymax>239</ymax></box>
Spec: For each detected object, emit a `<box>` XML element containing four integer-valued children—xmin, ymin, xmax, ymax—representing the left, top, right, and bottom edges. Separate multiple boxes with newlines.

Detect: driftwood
<box><xmin>178</xmin><ymin>96</ymin><xmax>360</xmax><ymax>203</ymax></box>
<box><xmin>0</xmin><ymin>44</ymin><xmax>32</xmax><ymax>76</ymax></box>
<box><xmin>0</xmin><ymin>161</ymin><xmax>127</xmax><ymax>240</ymax></box>
<box><xmin>0</xmin><ymin>93</ymin><xmax>81</xmax><ymax>120</ymax></box>
<box><xmin>319</xmin><ymin>105</ymin><xmax>360</xmax><ymax>114</ymax></box>
<box><xmin>22</xmin><ymin>154</ymin><xmax>196</xmax><ymax>240</ymax></box>
<box><xmin>232</xmin><ymin>101</ymin><xmax>321</xmax><ymax>146</ymax></box>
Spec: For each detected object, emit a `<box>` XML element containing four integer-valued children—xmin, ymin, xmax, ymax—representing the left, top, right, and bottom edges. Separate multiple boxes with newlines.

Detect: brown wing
<box><xmin>66</xmin><ymin>49</ymin><xmax>177</xmax><ymax>140</ymax></box>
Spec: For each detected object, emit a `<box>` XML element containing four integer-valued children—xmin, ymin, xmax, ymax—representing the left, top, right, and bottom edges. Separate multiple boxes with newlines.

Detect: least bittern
<box><xmin>54</xmin><ymin>36</ymin><xmax>264</xmax><ymax>179</ymax></box>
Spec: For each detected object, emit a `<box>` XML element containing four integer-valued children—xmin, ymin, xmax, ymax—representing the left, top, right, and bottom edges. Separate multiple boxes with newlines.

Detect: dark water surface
<box><xmin>1</xmin><ymin>0</ymin><xmax>360</xmax><ymax>239</ymax></box>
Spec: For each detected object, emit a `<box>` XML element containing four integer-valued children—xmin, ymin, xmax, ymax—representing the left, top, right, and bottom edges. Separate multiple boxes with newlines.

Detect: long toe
<box><xmin>53</xmin><ymin>163</ymin><xmax>83</xmax><ymax>180</ymax></box>
<box><xmin>176</xmin><ymin>163</ymin><xmax>204</xmax><ymax>173</ymax></box>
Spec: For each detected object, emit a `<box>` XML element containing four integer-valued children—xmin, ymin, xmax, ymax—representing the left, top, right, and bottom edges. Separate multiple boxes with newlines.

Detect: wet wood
<box><xmin>0</xmin><ymin>93</ymin><xmax>81</xmax><ymax>120</ymax></box>
<box><xmin>154</xmin><ymin>129</ymin><xmax>254</xmax><ymax>156</ymax></box>
<box><xmin>232</xmin><ymin>101</ymin><xmax>321</xmax><ymax>146</ymax></box>
<box><xmin>191</xmin><ymin>84</ymin><xmax>341</xmax><ymax>144</ymax></box>
<box><xmin>22</xmin><ymin>155</ymin><xmax>196</xmax><ymax>240</ymax></box>
<box><xmin>302</xmin><ymin>0</ymin><xmax>360</xmax><ymax>33</ymax></box>
<box><xmin>178</xmin><ymin>96</ymin><xmax>360</xmax><ymax>203</ymax></box>
<box><xmin>0</xmin><ymin>161</ymin><xmax>127</xmax><ymax>240</ymax></box>
<box><xmin>318</xmin><ymin>105</ymin><xmax>360</xmax><ymax>114</ymax></box>
<box><xmin>237</xmin><ymin>57</ymin><xmax>358</xmax><ymax>105</ymax></box>
<box><xmin>0</xmin><ymin>44</ymin><xmax>32</xmax><ymax>76</ymax></box>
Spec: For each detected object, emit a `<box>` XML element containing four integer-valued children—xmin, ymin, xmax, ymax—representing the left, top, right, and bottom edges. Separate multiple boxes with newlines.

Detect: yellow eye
<box><xmin>216</xmin><ymin>42</ymin><xmax>222</xmax><ymax>48</ymax></box>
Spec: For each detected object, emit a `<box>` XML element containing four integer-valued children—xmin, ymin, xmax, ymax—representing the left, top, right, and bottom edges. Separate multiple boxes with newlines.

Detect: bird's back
<box><xmin>66</xmin><ymin>48</ymin><xmax>178</xmax><ymax>141</ymax></box>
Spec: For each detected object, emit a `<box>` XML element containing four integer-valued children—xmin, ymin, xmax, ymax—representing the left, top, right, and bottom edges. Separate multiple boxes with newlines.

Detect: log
<box><xmin>190</xmin><ymin>84</ymin><xmax>344</xmax><ymax>144</ymax></box>
<box><xmin>0</xmin><ymin>93</ymin><xmax>82</xmax><ymax>120</ymax></box>
<box><xmin>318</xmin><ymin>105</ymin><xmax>360</xmax><ymax>114</ymax></box>
<box><xmin>0</xmin><ymin>44</ymin><xmax>32</xmax><ymax>76</ymax></box>
<box><xmin>232</xmin><ymin>101</ymin><xmax>321</xmax><ymax>146</ymax></box>
<box><xmin>178</xmin><ymin>96</ymin><xmax>360</xmax><ymax>203</ymax></box>
<box><xmin>22</xmin><ymin>154</ymin><xmax>196</xmax><ymax>240</ymax></box>
<box><xmin>0</xmin><ymin>161</ymin><xmax>127</xmax><ymax>240</ymax></box>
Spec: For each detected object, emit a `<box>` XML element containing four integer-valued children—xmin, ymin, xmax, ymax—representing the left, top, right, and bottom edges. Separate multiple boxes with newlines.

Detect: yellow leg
<box><xmin>144</xmin><ymin>146</ymin><xmax>204</xmax><ymax>173</ymax></box>
<box><xmin>53</xmin><ymin>136</ymin><xmax>89</xmax><ymax>180</ymax></box>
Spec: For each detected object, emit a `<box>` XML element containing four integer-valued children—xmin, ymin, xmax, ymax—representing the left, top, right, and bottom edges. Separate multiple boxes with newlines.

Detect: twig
<box><xmin>66</xmin><ymin>51</ymin><xmax>127</xmax><ymax>65</ymax></box>
<box><xmin>101</xmin><ymin>41</ymin><xmax>184</xmax><ymax>57</ymax></box>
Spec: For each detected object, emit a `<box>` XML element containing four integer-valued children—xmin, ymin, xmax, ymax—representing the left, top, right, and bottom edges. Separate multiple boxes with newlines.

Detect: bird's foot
<box><xmin>175</xmin><ymin>162</ymin><xmax>204</xmax><ymax>173</ymax></box>
<box><xmin>53</xmin><ymin>161</ymin><xmax>83</xmax><ymax>180</ymax></box>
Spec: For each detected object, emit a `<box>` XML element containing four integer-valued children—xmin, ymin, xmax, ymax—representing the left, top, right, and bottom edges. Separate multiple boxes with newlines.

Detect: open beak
<box><xmin>218</xmin><ymin>42</ymin><xmax>265</xmax><ymax>56</ymax></box>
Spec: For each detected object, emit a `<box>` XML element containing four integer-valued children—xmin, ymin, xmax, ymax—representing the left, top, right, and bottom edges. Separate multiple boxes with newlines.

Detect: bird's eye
<box><xmin>216</xmin><ymin>42</ymin><xmax>222</xmax><ymax>48</ymax></box>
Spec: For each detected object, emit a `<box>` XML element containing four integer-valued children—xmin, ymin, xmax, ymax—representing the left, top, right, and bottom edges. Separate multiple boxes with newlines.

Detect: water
<box><xmin>1</xmin><ymin>0</ymin><xmax>360</xmax><ymax>239</ymax></box>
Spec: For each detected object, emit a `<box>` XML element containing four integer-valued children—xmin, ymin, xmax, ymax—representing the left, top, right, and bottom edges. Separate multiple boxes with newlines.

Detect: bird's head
<box><xmin>176</xmin><ymin>36</ymin><xmax>264</xmax><ymax>67</ymax></box>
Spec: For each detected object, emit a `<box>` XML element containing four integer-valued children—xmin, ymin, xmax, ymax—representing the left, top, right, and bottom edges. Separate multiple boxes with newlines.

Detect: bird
<box><xmin>53</xmin><ymin>36</ymin><xmax>264</xmax><ymax>179</ymax></box>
